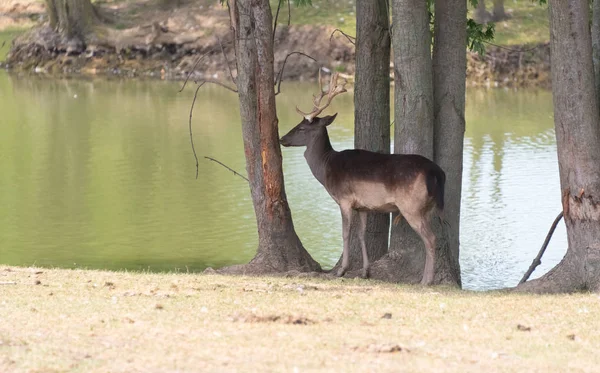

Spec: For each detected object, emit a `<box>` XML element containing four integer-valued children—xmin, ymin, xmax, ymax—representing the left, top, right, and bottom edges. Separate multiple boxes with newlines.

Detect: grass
<box><xmin>279</xmin><ymin>0</ymin><xmax>549</xmax><ymax>46</ymax></box>
<box><xmin>1</xmin><ymin>265</ymin><xmax>598</xmax><ymax>372</ymax></box>
<box><xmin>486</xmin><ymin>0</ymin><xmax>549</xmax><ymax>46</ymax></box>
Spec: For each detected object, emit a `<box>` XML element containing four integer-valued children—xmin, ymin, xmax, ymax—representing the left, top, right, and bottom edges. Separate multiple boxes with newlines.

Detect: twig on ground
<box><xmin>519</xmin><ymin>211</ymin><xmax>564</xmax><ymax>284</ymax></box>
<box><xmin>0</xmin><ymin>281</ymin><xmax>17</xmax><ymax>285</ymax></box>
<box><xmin>274</xmin><ymin>51</ymin><xmax>318</xmax><ymax>95</ymax></box>
<box><xmin>330</xmin><ymin>28</ymin><xmax>356</xmax><ymax>45</ymax></box>
<box><xmin>204</xmin><ymin>156</ymin><xmax>249</xmax><ymax>182</ymax></box>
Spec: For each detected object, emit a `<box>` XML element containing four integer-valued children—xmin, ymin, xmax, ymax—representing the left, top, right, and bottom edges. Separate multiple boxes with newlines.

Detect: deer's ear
<box><xmin>319</xmin><ymin>113</ymin><xmax>338</xmax><ymax>127</ymax></box>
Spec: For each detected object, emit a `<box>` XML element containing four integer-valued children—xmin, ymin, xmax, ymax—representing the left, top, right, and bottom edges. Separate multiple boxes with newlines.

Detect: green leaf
<box><xmin>466</xmin><ymin>19</ymin><xmax>495</xmax><ymax>56</ymax></box>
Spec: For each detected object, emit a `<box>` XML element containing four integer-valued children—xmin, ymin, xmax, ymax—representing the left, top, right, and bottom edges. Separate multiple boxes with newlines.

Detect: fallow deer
<box><xmin>279</xmin><ymin>73</ymin><xmax>446</xmax><ymax>285</ymax></box>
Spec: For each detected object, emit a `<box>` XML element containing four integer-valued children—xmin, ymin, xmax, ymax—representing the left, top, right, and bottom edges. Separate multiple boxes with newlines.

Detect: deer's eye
<box><xmin>298</xmin><ymin>127</ymin><xmax>306</xmax><ymax>132</ymax></box>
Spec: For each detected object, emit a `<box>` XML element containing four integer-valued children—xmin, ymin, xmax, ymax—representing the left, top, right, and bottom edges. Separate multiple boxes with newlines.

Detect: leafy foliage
<box><xmin>466</xmin><ymin>19</ymin><xmax>496</xmax><ymax>55</ymax></box>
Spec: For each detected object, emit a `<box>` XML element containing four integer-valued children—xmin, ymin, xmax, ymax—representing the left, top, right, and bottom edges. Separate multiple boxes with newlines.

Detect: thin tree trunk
<box><xmin>517</xmin><ymin>0</ymin><xmax>600</xmax><ymax>293</ymax></box>
<box><xmin>221</xmin><ymin>0</ymin><xmax>320</xmax><ymax>275</ymax></box>
<box><xmin>45</xmin><ymin>0</ymin><xmax>97</xmax><ymax>40</ymax></box>
<box><xmin>332</xmin><ymin>0</ymin><xmax>391</xmax><ymax>275</ymax></box>
<box><xmin>474</xmin><ymin>0</ymin><xmax>491</xmax><ymax>24</ymax></box>
<box><xmin>369</xmin><ymin>0</ymin><xmax>435</xmax><ymax>283</ymax></box>
<box><xmin>431</xmin><ymin>0</ymin><xmax>466</xmax><ymax>286</ymax></box>
<box><xmin>492</xmin><ymin>0</ymin><xmax>507</xmax><ymax>21</ymax></box>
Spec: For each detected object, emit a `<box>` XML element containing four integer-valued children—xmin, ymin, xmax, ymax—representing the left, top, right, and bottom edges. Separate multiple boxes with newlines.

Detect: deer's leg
<box><xmin>401</xmin><ymin>211</ymin><xmax>436</xmax><ymax>286</ymax></box>
<box><xmin>337</xmin><ymin>204</ymin><xmax>353</xmax><ymax>277</ymax></box>
<box><xmin>418</xmin><ymin>220</ymin><xmax>437</xmax><ymax>286</ymax></box>
<box><xmin>357</xmin><ymin>210</ymin><xmax>369</xmax><ymax>279</ymax></box>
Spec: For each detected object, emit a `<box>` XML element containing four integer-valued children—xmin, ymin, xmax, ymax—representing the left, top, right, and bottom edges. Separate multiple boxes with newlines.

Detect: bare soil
<box><xmin>1</xmin><ymin>0</ymin><xmax>355</xmax><ymax>82</ymax></box>
<box><xmin>0</xmin><ymin>0</ymin><xmax>551</xmax><ymax>87</ymax></box>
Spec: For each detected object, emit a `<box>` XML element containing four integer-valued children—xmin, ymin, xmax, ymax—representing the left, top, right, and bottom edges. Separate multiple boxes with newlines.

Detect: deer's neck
<box><xmin>304</xmin><ymin>127</ymin><xmax>335</xmax><ymax>186</ymax></box>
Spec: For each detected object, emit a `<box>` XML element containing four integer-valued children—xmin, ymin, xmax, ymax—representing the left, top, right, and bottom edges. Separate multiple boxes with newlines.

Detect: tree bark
<box><xmin>45</xmin><ymin>0</ymin><xmax>98</xmax><ymax>40</ymax></box>
<box><xmin>474</xmin><ymin>0</ymin><xmax>491</xmax><ymax>24</ymax></box>
<box><xmin>491</xmin><ymin>0</ymin><xmax>507</xmax><ymax>21</ymax></box>
<box><xmin>220</xmin><ymin>0</ymin><xmax>321</xmax><ymax>275</ymax></box>
<box><xmin>431</xmin><ymin>0</ymin><xmax>466</xmax><ymax>286</ymax></box>
<box><xmin>332</xmin><ymin>0</ymin><xmax>391</xmax><ymax>275</ymax></box>
<box><xmin>593</xmin><ymin>0</ymin><xmax>600</xmax><ymax>109</ymax></box>
<box><xmin>369</xmin><ymin>0</ymin><xmax>436</xmax><ymax>284</ymax></box>
<box><xmin>517</xmin><ymin>0</ymin><xmax>600</xmax><ymax>293</ymax></box>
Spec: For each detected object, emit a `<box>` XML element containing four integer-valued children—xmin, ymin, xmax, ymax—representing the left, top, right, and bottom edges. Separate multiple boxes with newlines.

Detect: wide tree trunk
<box><xmin>593</xmin><ymin>0</ymin><xmax>600</xmax><ymax>109</ymax></box>
<box><xmin>45</xmin><ymin>0</ymin><xmax>98</xmax><ymax>40</ymax></box>
<box><xmin>370</xmin><ymin>0</ymin><xmax>436</xmax><ymax>283</ymax></box>
<box><xmin>517</xmin><ymin>0</ymin><xmax>600</xmax><ymax>293</ymax></box>
<box><xmin>431</xmin><ymin>0</ymin><xmax>466</xmax><ymax>286</ymax></box>
<box><xmin>331</xmin><ymin>0</ymin><xmax>391</xmax><ymax>275</ymax></box>
<box><xmin>220</xmin><ymin>0</ymin><xmax>321</xmax><ymax>275</ymax></box>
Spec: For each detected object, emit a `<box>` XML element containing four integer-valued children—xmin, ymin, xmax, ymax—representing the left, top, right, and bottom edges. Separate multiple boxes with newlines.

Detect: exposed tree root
<box><xmin>514</xmin><ymin>251</ymin><xmax>587</xmax><ymax>294</ymax></box>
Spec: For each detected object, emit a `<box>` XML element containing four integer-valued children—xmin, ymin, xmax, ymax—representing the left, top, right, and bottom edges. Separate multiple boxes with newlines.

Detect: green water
<box><xmin>0</xmin><ymin>72</ymin><xmax>566</xmax><ymax>290</ymax></box>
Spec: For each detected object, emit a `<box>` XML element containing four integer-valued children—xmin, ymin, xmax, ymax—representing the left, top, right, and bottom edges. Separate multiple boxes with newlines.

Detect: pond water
<box><xmin>0</xmin><ymin>72</ymin><xmax>566</xmax><ymax>290</ymax></box>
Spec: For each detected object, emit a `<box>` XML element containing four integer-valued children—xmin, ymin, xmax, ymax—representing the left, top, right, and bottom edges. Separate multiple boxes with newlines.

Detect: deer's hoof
<box><xmin>336</xmin><ymin>267</ymin><xmax>347</xmax><ymax>277</ymax></box>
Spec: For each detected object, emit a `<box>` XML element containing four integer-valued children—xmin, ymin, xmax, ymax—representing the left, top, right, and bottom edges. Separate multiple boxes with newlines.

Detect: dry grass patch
<box><xmin>0</xmin><ymin>265</ymin><xmax>599</xmax><ymax>372</ymax></box>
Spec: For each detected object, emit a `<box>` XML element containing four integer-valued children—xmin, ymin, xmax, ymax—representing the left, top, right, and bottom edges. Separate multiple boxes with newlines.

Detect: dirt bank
<box><xmin>0</xmin><ymin>0</ymin><xmax>550</xmax><ymax>87</ymax></box>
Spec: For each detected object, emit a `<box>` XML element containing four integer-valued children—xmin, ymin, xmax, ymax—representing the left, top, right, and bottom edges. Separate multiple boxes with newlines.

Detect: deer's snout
<box><xmin>279</xmin><ymin>137</ymin><xmax>291</xmax><ymax>147</ymax></box>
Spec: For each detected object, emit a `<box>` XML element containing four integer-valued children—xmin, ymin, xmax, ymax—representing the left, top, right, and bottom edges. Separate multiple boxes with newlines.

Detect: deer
<box><xmin>279</xmin><ymin>73</ymin><xmax>446</xmax><ymax>285</ymax></box>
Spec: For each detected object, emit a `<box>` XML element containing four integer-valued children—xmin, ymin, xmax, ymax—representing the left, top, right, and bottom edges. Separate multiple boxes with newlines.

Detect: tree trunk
<box><xmin>517</xmin><ymin>0</ymin><xmax>600</xmax><ymax>293</ymax></box>
<box><xmin>331</xmin><ymin>0</ymin><xmax>391</xmax><ymax>275</ymax></box>
<box><xmin>474</xmin><ymin>0</ymin><xmax>491</xmax><ymax>24</ymax></box>
<box><xmin>491</xmin><ymin>0</ymin><xmax>507</xmax><ymax>21</ymax></box>
<box><xmin>45</xmin><ymin>0</ymin><xmax>98</xmax><ymax>40</ymax></box>
<box><xmin>593</xmin><ymin>0</ymin><xmax>600</xmax><ymax>109</ymax></box>
<box><xmin>368</xmin><ymin>0</ymin><xmax>435</xmax><ymax>283</ymax></box>
<box><xmin>220</xmin><ymin>0</ymin><xmax>321</xmax><ymax>275</ymax></box>
<box><xmin>431</xmin><ymin>0</ymin><xmax>466</xmax><ymax>286</ymax></box>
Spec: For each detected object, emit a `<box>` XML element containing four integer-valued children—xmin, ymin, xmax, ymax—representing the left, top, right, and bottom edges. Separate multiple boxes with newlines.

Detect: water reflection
<box><xmin>0</xmin><ymin>73</ymin><xmax>566</xmax><ymax>290</ymax></box>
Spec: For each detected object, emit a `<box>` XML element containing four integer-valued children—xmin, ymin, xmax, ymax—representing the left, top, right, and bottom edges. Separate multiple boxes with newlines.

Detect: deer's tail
<box><xmin>426</xmin><ymin>166</ymin><xmax>446</xmax><ymax>212</ymax></box>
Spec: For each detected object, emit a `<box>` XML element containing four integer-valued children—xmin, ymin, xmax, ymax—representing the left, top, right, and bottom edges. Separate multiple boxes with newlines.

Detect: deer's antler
<box><xmin>296</xmin><ymin>71</ymin><xmax>347</xmax><ymax>122</ymax></box>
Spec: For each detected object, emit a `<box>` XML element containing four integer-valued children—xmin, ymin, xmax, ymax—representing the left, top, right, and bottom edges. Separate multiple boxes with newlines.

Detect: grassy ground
<box><xmin>1</xmin><ymin>265</ymin><xmax>598</xmax><ymax>372</ymax></box>
<box><xmin>278</xmin><ymin>0</ymin><xmax>549</xmax><ymax>46</ymax></box>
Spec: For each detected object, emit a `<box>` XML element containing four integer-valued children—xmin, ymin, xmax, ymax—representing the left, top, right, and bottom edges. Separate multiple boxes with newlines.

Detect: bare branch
<box><xmin>273</xmin><ymin>0</ymin><xmax>283</xmax><ymax>42</ymax></box>
<box><xmin>519</xmin><ymin>211</ymin><xmax>564</xmax><ymax>284</ymax></box>
<box><xmin>189</xmin><ymin>82</ymin><xmax>205</xmax><ymax>179</ymax></box>
<box><xmin>482</xmin><ymin>41</ymin><xmax>542</xmax><ymax>53</ymax></box>
<box><xmin>200</xmin><ymin>78</ymin><xmax>238</xmax><ymax>92</ymax></box>
<box><xmin>217</xmin><ymin>35</ymin><xmax>236</xmax><ymax>85</ymax></box>
<box><xmin>204</xmin><ymin>156</ymin><xmax>249</xmax><ymax>182</ymax></box>
<box><xmin>0</xmin><ymin>41</ymin><xmax>5</xmax><ymax>50</ymax></box>
<box><xmin>330</xmin><ymin>28</ymin><xmax>356</xmax><ymax>45</ymax></box>
<box><xmin>274</xmin><ymin>51</ymin><xmax>318</xmax><ymax>95</ymax></box>
<box><xmin>179</xmin><ymin>52</ymin><xmax>211</xmax><ymax>93</ymax></box>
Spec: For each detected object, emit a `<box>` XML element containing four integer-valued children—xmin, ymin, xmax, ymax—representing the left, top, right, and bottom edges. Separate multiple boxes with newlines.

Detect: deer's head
<box><xmin>280</xmin><ymin>72</ymin><xmax>346</xmax><ymax>148</ymax></box>
<box><xmin>279</xmin><ymin>114</ymin><xmax>337</xmax><ymax>147</ymax></box>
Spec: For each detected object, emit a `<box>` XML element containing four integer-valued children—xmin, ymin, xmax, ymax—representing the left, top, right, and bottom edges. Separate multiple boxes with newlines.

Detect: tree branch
<box><xmin>519</xmin><ymin>211</ymin><xmax>564</xmax><ymax>284</ymax></box>
<box><xmin>273</xmin><ymin>0</ymin><xmax>283</xmax><ymax>42</ymax></box>
<box><xmin>188</xmin><ymin>82</ymin><xmax>205</xmax><ymax>179</ymax></box>
<box><xmin>217</xmin><ymin>35</ymin><xmax>236</xmax><ymax>85</ymax></box>
<box><xmin>274</xmin><ymin>51</ymin><xmax>318</xmax><ymax>95</ymax></box>
<box><xmin>204</xmin><ymin>156</ymin><xmax>249</xmax><ymax>182</ymax></box>
<box><xmin>330</xmin><ymin>28</ymin><xmax>356</xmax><ymax>45</ymax></box>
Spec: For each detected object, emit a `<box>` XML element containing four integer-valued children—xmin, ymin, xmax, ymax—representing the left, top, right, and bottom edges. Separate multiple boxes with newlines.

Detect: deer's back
<box><xmin>324</xmin><ymin>150</ymin><xmax>441</xmax><ymax>211</ymax></box>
